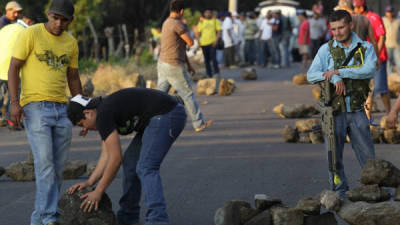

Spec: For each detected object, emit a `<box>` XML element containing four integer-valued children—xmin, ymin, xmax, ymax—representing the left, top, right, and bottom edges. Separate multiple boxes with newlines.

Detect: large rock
<box><xmin>58</xmin><ymin>188</ymin><xmax>117</xmax><ymax>225</ymax></box>
<box><xmin>309</xmin><ymin>132</ymin><xmax>324</xmax><ymax>144</ymax></box>
<box><xmin>295</xmin><ymin>119</ymin><xmax>321</xmax><ymax>133</ymax></box>
<box><xmin>282</xmin><ymin>125</ymin><xmax>299</xmax><ymax>143</ymax></box>
<box><xmin>296</xmin><ymin>197</ymin><xmax>320</xmax><ymax>215</ymax></box>
<box><xmin>130</xmin><ymin>73</ymin><xmax>146</xmax><ymax>88</ymax></box>
<box><xmin>0</xmin><ymin>166</ymin><xmax>5</xmax><ymax>177</ymax></box>
<box><xmin>214</xmin><ymin>200</ymin><xmax>251</xmax><ymax>225</ymax></box>
<box><xmin>270</xmin><ymin>206</ymin><xmax>304</xmax><ymax>225</ymax></box>
<box><xmin>243</xmin><ymin>210</ymin><xmax>272</xmax><ymax>225</ymax></box>
<box><xmin>6</xmin><ymin>161</ymin><xmax>35</xmax><ymax>181</ymax></box>
<box><xmin>388</xmin><ymin>73</ymin><xmax>400</xmax><ymax>96</ymax></box>
<box><xmin>320</xmin><ymin>190</ymin><xmax>341</xmax><ymax>211</ymax></box>
<box><xmin>192</xmin><ymin>72</ymin><xmax>207</xmax><ymax>82</ymax></box>
<box><xmin>395</xmin><ymin>185</ymin><xmax>400</xmax><ymax>201</ymax></box>
<box><xmin>346</xmin><ymin>184</ymin><xmax>391</xmax><ymax>203</ymax></box>
<box><xmin>145</xmin><ymin>80</ymin><xmax>157</xmax><ymax>89</ymax></box>
<box><xmin>383</xmin><ymin>129</ymin><xmax>400</xmax><ymax>144</ymax></box>
<box><xmin>63</xmin><ymin>161</ymin><xmax>87</xmax><ymax>180</ymax></box>
<box><xmin>197</xmin><ymin>78</ymin><xmax>217</xmax><ymax>96</ymax></box>
<box><xmin>241</xmin><ymin>68</ymin><xmax>257</xmax><ymax>80</ymax></box>
<box><xmin>83</xmin><ymin>77</ymin><xmax>94</xmax><ymax>97</ymax></box>
<box><xmin>292</xmin><ymin>73</ymin><xmax>310</xmax><ymax>85</ymax></box>
<box><xmin>338</xmin><ymin>200</ymin><xmax>400</xmax><ymax>225</ymax></box>
<box><xmin>312</xmin><ymin>87</ymin><xmax>321</xmax><ymax>101</ymax></box>
<box><xmin>273</xmin><ymin>104</ymin><xmax>319</xmax><ymax>119</ymax></box>
<box><xmin>218</xmin><ymin>78</ymin><xmax>235</xmax><ymax>96</ymax></box>
<box><xmin>299</xmin><ymin>135</ymin><xmax>312</xmax><ymax>143</ymax></box>
<box><xmin>254</xmin><ymin>194</ymin><xmax>282</xmax><ymax>211</ymax></box>
<box><xmin>240</xmin><ymin>207</ymin><xmax>260</xmax><ymax>225</ymax></box>
<box><xmin>304</xmin><ymin>212</ymin><xmax>337</xmax><ymax>225</ymax></box>
<box><xmin>27</xmin><ymin>151</ymin><xmax>34</xmax><ymax>165</ymax></box>
<box><xmin>370</xmin><ymin>126</ymin><xmax>383</xmax><ymax>144</ymax></box>
<box><xmin>360</xmin><ymin>159</ymin><xmax>400</xmax><ymax>187</ymax></box>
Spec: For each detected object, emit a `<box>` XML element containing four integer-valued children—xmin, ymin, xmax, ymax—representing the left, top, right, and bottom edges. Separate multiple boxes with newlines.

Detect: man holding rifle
<box><xmin>307</xmin><ymin>10</ymin><xmax>376</xmax><ymax>199</ymax></box>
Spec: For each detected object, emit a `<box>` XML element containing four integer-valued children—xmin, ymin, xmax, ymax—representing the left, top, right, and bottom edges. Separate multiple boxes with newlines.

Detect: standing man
<box><xmin>354</xmin><ymin>0</ymin><xmax>391</xmax><ymax>124</ymax></box>
<box><xmin>197</xmin><ymin>9</ymin><xmax>221</xmax><ymax>78</ymax></box>
<box><xmin>307</xmin><ymin>10</ymin><xmax>377</xmax><ymax>199</ymax></box>
<box><xmin>221</xmin><ymin>11</ymin><xmax>237</xmax><ymax>69</ymax></box>
<box><xmin>271</xmin><ymin>10</ymin><xmax>283</xmax><ymax>69</ymax></box>
<box><xmin>383</xmin><ymin>5</ymin><xmax>400</xmax><ymax>74</ymax></box>
<box><xmin>0</xmin><ymin>1</ymin><xmax>22</xmax><ymax>29</ymax></box>
<box><xmin>244</xmin><ymin>12</ymin><xmax>259</xmax><ymax>66</ymax></box>
<box><xmin>0</xmin><ymin>12</ymin><xmax>36</xmax><ymax>127</ymax></box>
<box><xmin>157</xmin><ymin>0</ymin><xmax>211</xmax><ymax>132</ymax></box>
<box><xmin>297</xmin><ymin>12</ymin><xmax>311</xmax><ymax>68</ymax></box>
<box><xmin>258</xmin><ymin>11</ymin><xmax>274</xmax><ymax>67</ymax></box>
<box><xmin>8</xmin><ymin>0</ymin><xmax>82</xmax><ymax>224</ymax></box>
<box><xmin>309</xmin><ymin>9</ymin><xmax>327</xmax><ymax>58</ymax></box>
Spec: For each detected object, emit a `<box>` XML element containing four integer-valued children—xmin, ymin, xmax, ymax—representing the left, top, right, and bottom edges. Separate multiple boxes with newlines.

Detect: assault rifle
<box><xmin>313</xmin><ymin>80</ymin><xmax>341</xmax><ymax>191</ymax></box>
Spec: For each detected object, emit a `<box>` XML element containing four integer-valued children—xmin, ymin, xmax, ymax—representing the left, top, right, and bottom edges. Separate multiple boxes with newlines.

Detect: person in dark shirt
<box><xmin>0</xmin><ymin>1</ymin><xmax>22</xmax><ymax>29</ymax></box>
<box><xmin>66</xmin><ymin>88</ymin><xmax>187</xmax><ymax>225</ymax></box>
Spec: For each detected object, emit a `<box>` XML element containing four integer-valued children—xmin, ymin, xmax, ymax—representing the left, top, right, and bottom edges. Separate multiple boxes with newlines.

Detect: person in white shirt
<box><xmin>258</xmin><ymin>11</ymin><xmax>275</xmax><ymax>67</ymax></box>
<box><xmin>222</xmin><ymin>11</ymin><xmax>237</xmax><ymax>68</ymax></box>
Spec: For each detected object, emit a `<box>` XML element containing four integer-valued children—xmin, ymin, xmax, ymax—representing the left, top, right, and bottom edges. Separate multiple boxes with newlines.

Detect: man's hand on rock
<box><xmin>67</xmin><ymin>182</ymin><xmax>91</xmax><ymax>195</ymax></box>
<box><xmin>386</xmin><ymin>111</ymin><xmax>398</xmax><ymax>129</ymax></box>
<box><xmin>80</xmin><ymin>189</ymin><xmax>102</xmax><ymax>213</ymax></box>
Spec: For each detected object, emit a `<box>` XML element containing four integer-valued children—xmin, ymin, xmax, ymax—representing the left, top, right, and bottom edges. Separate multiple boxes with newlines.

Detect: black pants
<box><xmin>224</xmin><ymin>45</ymin><xmax>236</xmax><ymax>67</ymax></box>
<box><xmin>310</xmin><ymin>39</ymin><xmax>322</xmax><ymax>58</ymax></box>
<box><xmin>201</xmin><ymin>44</ymin><xmax>219</xmax><ymax>77</ymax></box>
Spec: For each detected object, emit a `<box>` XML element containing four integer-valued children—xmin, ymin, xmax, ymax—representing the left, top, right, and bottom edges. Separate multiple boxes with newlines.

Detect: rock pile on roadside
<box><xmin>292</xmin><ymin>74</ymin><xmax>310</xmax><ymax>85</ymax></box>
<box><xmin>282</xmin><ymin>119</ymin><xmax>324</xmax><ymax>144</ymax></box>
<box><xmin>273</xmin><ymin>104</ymin><xmax>319</xmax><ymax>119</ymax></box>
<box><xmin>215</xmin><ymin>159</ymin><xmax>400</xmax><ymax>225</ymax></box>
<box><xmin>241</xmin><ymin>68</ymin><xmax>257</xmax><ymax>80</ymax></box>
<box><xmin>197</xmin><ymin>78</ymin><xmax>236</xmax><ymax>96</ymax></box>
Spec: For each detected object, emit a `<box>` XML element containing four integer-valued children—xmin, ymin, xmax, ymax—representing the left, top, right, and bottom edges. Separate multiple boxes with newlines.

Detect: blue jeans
<box><xmin>270</xmin><ymin>36</ymin><xmax>281</xmax><ymax>66</ymax></box>
<box><xmin>279</xmin><ymin>37</ymin><xmax>290</xmax><ymax>67</ymax></box>
<box><xmin>117</xmin><ymin>104</ymin><xmax>187</xmax><ymax>225</ymax></box>
<box><xmin>244</xmin><ymin>39</ymin><xmax>256</xmax><ymax>65</ymax></box>
<box><xmin>324</xmin><ymin>111</ymin><xmax>375</xmax><ymax>197</ymax></box>
<box><xmin>157</xmin><ymin>61</ymin><xmax>204</xmax><ymax>129</ymax></box>
<box><xmin>201</xmin><ymin>44</ymin><xmax>219</xmax><ymax>77</ymax></box>
<box><xmin>24</xmin><ymin>101</ymin><xmax>72</xmax><ymax>225</ymax></box>
<box><xmin>258</xmin><ymin>40</ymin><xmax>270</xmax><ymax>66</ymax></box>
<box><xmin>387</xmin><ymin>48</ymin><xmax>400</xmax><ymax>74</ymax></box>
<box><xmin>373</xmin><ymin>60</ymin><xmax>389</xmax><ymax>95</ymax></box>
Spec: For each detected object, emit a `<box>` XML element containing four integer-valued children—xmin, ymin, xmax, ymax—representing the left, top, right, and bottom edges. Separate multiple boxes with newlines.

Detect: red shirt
<box><xmin>298</xmin><ymin>20</ymin><xmax>310</xmax><ymax>45</ymax></box>
<box><xmin>366</xmin><ymin>11</ymin><xmax>388</xmax><ymax>62</ymax></box>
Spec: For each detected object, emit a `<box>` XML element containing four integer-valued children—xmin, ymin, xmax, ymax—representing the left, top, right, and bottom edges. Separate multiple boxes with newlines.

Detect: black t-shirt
<box><xmin>96</xmin><ymin>88</ymin><xmax>178</xmax><ymax>140</ymax></box>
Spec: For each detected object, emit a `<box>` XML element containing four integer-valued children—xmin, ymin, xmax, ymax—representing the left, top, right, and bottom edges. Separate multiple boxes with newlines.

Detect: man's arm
<box><xmin>180</xmin><ymin>32</ymin><xmax>194</xmax><ymax>47</ymax></box>
<box><xmin>67</xmin><ymin>67</ymin><xmax>83</xmax><ymax>96</ymax></box>
<box><xmin>307</xmin><ymin>44</ymin><xmax>341</xmax><ymax>84</ymax></box>
<box><xmin>338</xmin><ymin>43</ymin><xmax>377</xmax><ymax>79</ymax></box>
<box><xmin>377</xmin><ymin>34</ymin><xmax>385</xmax><ymax>56</ymax></box>
<box><xmin>8</xmin><ymin>57</ymin><xmax>25</xmax><ymax>128</ymax></box>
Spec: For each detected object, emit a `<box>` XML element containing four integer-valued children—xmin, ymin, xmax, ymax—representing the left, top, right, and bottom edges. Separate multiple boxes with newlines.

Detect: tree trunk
<box><xmin>104</xmin><ymin>27</ymin><xmax>115</xmax><ymax>58</ymax></box>
<box><xmin>86</xmin><ymin>16</ymin><xmax>99</xmax><ymax>62</ymax></box>
<box><xmin>122</xmin><ymin>24</ymin><xmax>130</xmax><ymax>59</ymax></box>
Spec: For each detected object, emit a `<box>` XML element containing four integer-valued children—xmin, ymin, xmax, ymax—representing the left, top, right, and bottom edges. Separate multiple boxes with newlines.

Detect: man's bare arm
<box><xmin>67</xmin><ymin>67</ymin><xmax>83</xmax><ymax>96</ymax></box>
<box><xmin>8</xmin><ymin>57</ymin><xmax>25</xmax><ymax>127</ymax></box>
<box><xmin>180</xmin><ymin>32</ymin><xmax>194</xmax><ymax>47</ymax></box>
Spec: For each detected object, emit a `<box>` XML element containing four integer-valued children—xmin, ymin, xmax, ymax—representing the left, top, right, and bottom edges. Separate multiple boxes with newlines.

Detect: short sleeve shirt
<box><xmin>197</xmin><ymin>19</ymin><xmax>221</xmax><ymax>46</ymax></box>
<box><xmin>367</xmin><ymin>11</ymin><xmax>388</xmax><ymax>62</ymax></box>
<box><xmin>222</xmin><ymin>17</ymin><xmax>235</xmax><ymax>48</ymax></box>
<box><xmin>96</xmin><ymin>88</ymin><xmax>178</xmax><ymax>140</ymax></box>
<box><xmin>13</xmin><ymin>23</ymin><xmax>79</xmax><ymax>107</ymax></box>
<box><xmin>0</xmin><ymin>23</ymin><xmax>25</xmax><ymax>80</ymax></box>
<box><xmin>298</xmin><ymin>20</ymin><xmax>310</xmax><ymax>45</ymax></box>
<box><xmin>159</xmin><ymin>18</ymin><xmax>188</xmax><ymax>66</ymax></box>
<box><xmin>383</xmin><ymin>17</ymin><xmax>400</xmax><ymax>49</ymax></box>
<box><xmin>260</xmin><ymin>18</ymin><xmax>274</xmax><ymax>40</ymax></box>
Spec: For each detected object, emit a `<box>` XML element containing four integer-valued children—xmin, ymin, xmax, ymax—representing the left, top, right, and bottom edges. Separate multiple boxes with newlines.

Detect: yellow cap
<box><xmin>5</xmin><ymin>1</ymin><xmax>22</xmax><ymax>11</ymax></box>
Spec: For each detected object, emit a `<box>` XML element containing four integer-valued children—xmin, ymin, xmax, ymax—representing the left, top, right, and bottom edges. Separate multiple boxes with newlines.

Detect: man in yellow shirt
<box><xmin>8</xmin><ymin>0</ymin><xmax>82</xmax><ymax>224</ymax></box>
<box><xmin>197</xmin><ymin>9</ymin><xmax>221</xmax><ymax>78</ymax></box>
<box><xmin>0</xmin><ymin>12</ymin><xmax>36</xmax><ymax>127</ymax></box>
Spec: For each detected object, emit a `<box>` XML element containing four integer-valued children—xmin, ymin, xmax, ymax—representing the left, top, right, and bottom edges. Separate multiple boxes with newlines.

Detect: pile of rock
<box><xmin>282</xmin><ymin>119</ymin><xmax>324</xmax><ymax>144</ymax></box>
<box><xmin>58</xmin><ymin>188</ymin><xmax>117</xmax><ymax>225</ymax></box>
<box><xmin>215</xmin><ymin>193</ymin><xmax>337</xmax><ymax>225</ymax></box>
<box><xmin>4</xmin><ymin>155</ymin><xmax>93</xmax><ymax>181</ymax></box>
<box><xmin>292</xmin><ymin>74</ymin><xmax>310</xmax><ymax>85</ymax></box>
<box><xmin>0</xmin><ymin>166</ymin><xmax>5</xmax><ymax>177</ymax></box>
<box><xmin>241</xmin><ymin>68</ymin><xmax>257</xmax><ymax>80</ymax></box>
<box><xmin>388</xmin><ymin>73</ymin><xmax>400</xmax><ymax>97</ymax></box>
<box><xmin>197</xmin><ymin>78</ymin><xmax>236</xmax><ymax>96</ymax></box>
<box><xmin>215</xmin><ymin>159</ymin><xmax>400</xmax><ymax>225</ymax></box>
<box><xmin>273</xmin><ymin>104</ymin><xmax>319</xmax><ymax>119</ymax></box>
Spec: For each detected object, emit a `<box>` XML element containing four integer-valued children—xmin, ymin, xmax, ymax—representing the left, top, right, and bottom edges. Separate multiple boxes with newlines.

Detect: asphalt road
<box><xmin>1</xmin><ymin>63</ymin><xmax>399</xmax><ymax>225</ymax></box>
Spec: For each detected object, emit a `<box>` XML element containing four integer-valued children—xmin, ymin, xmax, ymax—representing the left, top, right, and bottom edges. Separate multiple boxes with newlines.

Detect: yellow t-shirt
<box><xmin>13</xmin><ymin>23</ymin><xmax>79</xmax><ymax>107</ymax></box>
<box><xmin>151</xmin><ymin>28</ymin><xmax>162</xmax><ymax>41</ymax></box>
<box><xmin>0</xmin><ymin>23</ymin><xmax>25</xmax><ymax>80</ymax></box>
<box><xmin>197</xmin><ymin>19</ymin><xmax>221</xmax><ymax>46</ymax></box>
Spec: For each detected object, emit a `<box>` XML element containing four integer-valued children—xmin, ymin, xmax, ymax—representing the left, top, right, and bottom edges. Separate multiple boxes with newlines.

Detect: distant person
<box><xmin>244</xmin><ymin>12</ymin><xmax>259</xmax><ymax>65</ymax></box>
<box><xmin>66</xmin><ymin>88</ymin><xmax>186</xmax><ymax>225</ymax></box>
<box><xmin>271</xmin><ymin>10</ymin><xmax>282</xmax><ymax>68</ymax></box>
<box><xmin>383</xmin><ymin>5</ymin><xmax>400</xmax><ymax>74</ymax></box>
<box><xmin>157</xmin><ymin>0</ymin><xmax>211</xmax><ymax>132</ymax></box>
<box><xmin>149</xmin><ymin>26</ymin><xmax>162</xmax><ymax>60</ymax></box>
<box><xmin>0</xmin><ymin>12</ymin><xmax>36</xmax><ymax>128</ymax></box>
<box><xmin>258</xmin><ymin>11</ymin><xmax>273</xmax><ymax>67</ymax></box>
<box><xmin>279</xmin><ymin>10</ymin><xmax>292</xmax><ymax>68</ymax></box>
<box><xmin>221</xmin><ymin>11</ymin><xmax>237</xmax><ymax>68</ymax></box>
<box><xmin>8</xmin><ymin>0</ymin><xmax>82</xmax><ymax>224</ymax></box>
<box><xmin>309</xmin><ymin>9</ymin><xmax>327</xmax><ymax>58</ymax></box>
<box><xmin>307</xmin><ymin>10</ymin><xmax>377</xmax><ymax>200</ymax></box>
<box><xmin>237</xmin><ymin>12</ymin><xmax>246</xmax><ymax>64</ymax></box>
<box><xmin>297</xmin><ymin>12</ymin><xmax>311</xmax><ymax>68</ymax></box>
<box><xmin>354</xmin><ymin>0</ymin><xmax>391</xmax><ymax>124</ymax></box>
<box><xmin>0</xmin><ymin>1</ymin><xmax>22</xmax><ymax>29</ymax></box>
<box><xmin>197</xmin><ymin>9</ymin><xmax>221</xmax><ymax>78</ymax></box>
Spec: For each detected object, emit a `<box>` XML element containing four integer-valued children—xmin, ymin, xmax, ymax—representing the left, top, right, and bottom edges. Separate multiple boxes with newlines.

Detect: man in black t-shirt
<box><xmin>66</xmin><ymin>88</ymin><xmax>187</xmax><ymax>225</ymax></box>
